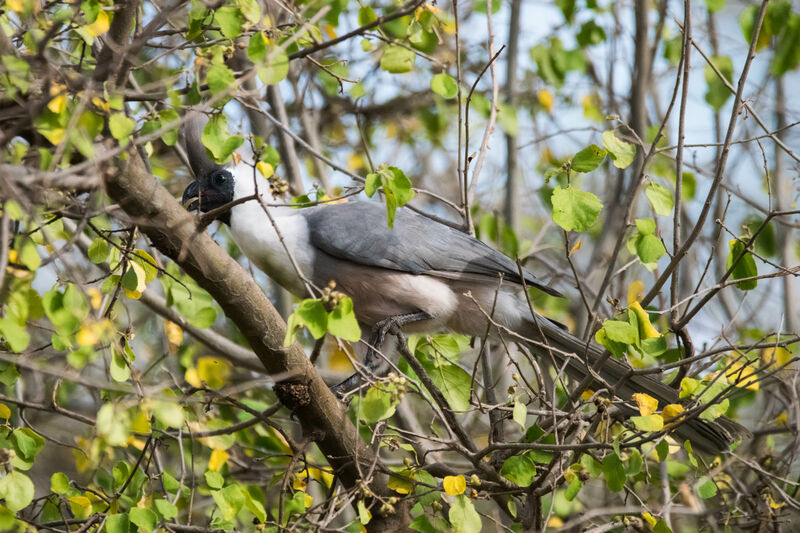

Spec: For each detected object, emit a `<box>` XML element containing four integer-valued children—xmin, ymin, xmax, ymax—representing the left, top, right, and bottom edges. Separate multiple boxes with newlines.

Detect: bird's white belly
<box><xmin>229</xmin><ymin>203</ymin><xmax>315</xmax><ymax>298</ymax></box>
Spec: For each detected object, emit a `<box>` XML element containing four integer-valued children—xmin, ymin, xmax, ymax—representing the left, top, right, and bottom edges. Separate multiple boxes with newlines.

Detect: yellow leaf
<box><xmin>76</xmin><ymin>326</ymin><xmax>99</xmax><ymax>346</ymax></box>
<box><xmin>632</xmin><ymin>393</ymin><xmax>658</xmax><ymax>416</ymax></box>
<box><xmin>580</xmin><ymin>389</ymin><xmax>594</xmax><ymax>401</ymax></box>
<box><xmin>208</xmin><ymin>449</ymin><xmax>229</xmax><ymax>472</ymax></box>
<box><xmin>322</xmin><ymin>24</ymin><xmax>337</xmax><ymax>39</ymax></box>
<box><xmin>768</xmin><ymin>492</ymin><xmax>785</xmax><ymax>509</ymax></box>
<box><xmin>184</xmin><ymin>367</ymin><xmax>201</xmax><ymax>388</ymax></box>
<box><xmin>0</xmin><ymin>404</ymin><xmax>10</xmax><ymax>419</ymax></box>
<box><xmin>629</xmin><ymin>301</ymin><xmax>660</xmax><ymax>338</ymax></box>
<box><xmin>87</xmin><ymin>288</ymin><xmax>102</xmax><ymax>310</ymax></box>
<box><xmin>303</xmin><ymin>493</ymin><xmax>313</xmax><ymax>508</ymax></box>
<box><xmin>725</xmin><ymin>357</ymin><xmax>759</xmax><ymax>391</ymax></box>
<box><xmin>91</xmin><ymin>96</ymin><xmax>110</xmax><ymax>113</ymax></box>
<box><xmin>40</xmin><ymin>127</ymin><xmax>65</xmax><ymax>145</ymax></box>
<box><xmin>387</xmin><ymin>471</ymin><xmax>414</xmax><ymax>494</ymax></box>
<box><xmin>165</xmin><ymin>321</ymin><xmax>183</xmax><ymax>354</ymax></box>
<box><xmin>627</xmin><ymin>280</ymin><xmax>645</xmax><ymax>304</ymax></box>
<box><xmin>546</xmin><ymin>517</ymin><xmax>563</xmax><ymax>528</ymax></box>
<box><xmin>48</xmin><ymin>94</ymin><xmax>67</xmax><ymax>114</ymax></box>
<box><xmin>308</xmin><ymin>467</ymin><xmax>334</xmax><ymax>488</ymax></box>
<box><xmin>347</xmin><ymin>153</ymin><xmax>366</xmax><ymax>171</ymax></box>
<box><xmin>661</xmin><ymin>403</ymin><xmax>685</xmax><ymax>422</ymax></box>
<box><xmin>776</xmin><ymin>412</ymin><xmax>788</xmax><ymax>427</ymax></box>
<box><xmin>5</xmin><ymin>0</ymin><xmax>24</xmax><ymax>13</ymax></box>
<box><xmin>130</xmin><ymin>409</ymin><xmax>151</xmax><ymax>434</ymax></box>
<box><xmin>762</xmin><ymin>346</ymin><xmax>792</xmax><ymax>369</ymax></box>
<box><xmin>256</xmin><ymin>161</ymin><xmax>274</xmax><ymax>179</ymax></box>
<box><xmin>536</xmin><ymin>89</ymin><xmax>554</xmax><ymax>113</ymax></box>
<box><xmin>569</xmin><ymin>239</ymin><xmax>582</xmax><ymax>256</ymax></box>
<box><xmin>443</xmin><ymin>475</ymin><xmax>466</xmax><ymax>496</ymax></box>
<box><xmin>123</xmin><ymin>261</ymin><xmax>147</xmax><ymax>299</ymax></box>
<box><xmin>86</xmin><ymin>10</ymin><xmax>110</xmax><ymax>37</ymax></box>
<box><xmin>126</xmin><ymin>436</ymin><xmax>147</xmax><ymax>450</ymax></box>
<box><xmin>68</xmin><ymin>496</ymin><xmax>92</xmax><ymax>519</ymax></box>
<box><xmin>642</xmin><ymin>512</ymin><xmax>657</xmax><ymax>527</ymax></box>
<box><xmin>440</xmin><ymin>19</ymin><xmax>455</xmax><ymax>34</ymax></box>
<box><xmin>292</xmin><ymin>473</ymin><xmax>307</xmax><ymax>492</ymax></box>
<box><xmin>328</xmin><ymin>345</ymin><xmax>354</xmax><ymax>372</ymax></box>
<box><xmin>196</xmin><ymin>357</ymin><xmax>232</xmax><ymax>389</ymax></box>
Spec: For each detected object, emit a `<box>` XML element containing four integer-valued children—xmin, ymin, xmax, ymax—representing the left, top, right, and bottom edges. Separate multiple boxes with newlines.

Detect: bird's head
<box><xmin>180</xmin><ymin>114</ymin><xmax>236</xmax><ymax>225</ymax></box>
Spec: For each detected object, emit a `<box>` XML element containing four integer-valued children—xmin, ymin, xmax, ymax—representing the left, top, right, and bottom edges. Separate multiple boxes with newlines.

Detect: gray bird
<box><xmin>181</xmin><ymin>117</ymin><xmax>746</xmax><ymax>454</ymax></box>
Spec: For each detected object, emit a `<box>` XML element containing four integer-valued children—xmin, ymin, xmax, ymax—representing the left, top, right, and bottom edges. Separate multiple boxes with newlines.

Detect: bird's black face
<box><xmin>182</xmin><ymin>169</ymin><xmax>235</xmax><ymax>224</ymax></box>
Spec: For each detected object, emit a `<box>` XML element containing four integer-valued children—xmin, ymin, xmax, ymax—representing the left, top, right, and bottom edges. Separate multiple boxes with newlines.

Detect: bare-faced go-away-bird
<box><xmin>180</xmin><ymin>115</ymin><xmax>746</xmax><ymax>455</ymax></box>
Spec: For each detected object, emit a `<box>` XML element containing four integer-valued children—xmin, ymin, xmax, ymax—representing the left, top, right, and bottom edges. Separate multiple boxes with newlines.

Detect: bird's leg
<box><xmin>330</xmin><ymin>311</ymin><xmax>432</xmax><ymax>398</ymax></box>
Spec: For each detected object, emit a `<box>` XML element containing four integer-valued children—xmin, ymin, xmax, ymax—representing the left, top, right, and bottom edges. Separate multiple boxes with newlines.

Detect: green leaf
<box><xmin>152</xmin><ymin>400</ymin><xmax>184</xmax><ymax>428</ymax></box>
<box><xmin>212</xmin><ymin>485</ymin><xmax>244</xmax><ymax>521</ymax></box>
<box><xmin>571</xmin><ymin>144</ymin><xmax>606</xmax><ymax>172</ymax></box>
<box><xmin>727</xmin><ymin>239</ymin><xmax>758</xmax><ymax>290</ymax></box>
<box><xmin>645</xmin><ymin>182</ymin><xmax>674</xmax><ymax>216</ymax></box>
<box><xmin>328</xmin><ymin>297</ymin><xmax>361</xmax><ymax>342</ymax></box>
<box><xmin>96</xmin><ymin>403</ymin><xmax>131</xmax><ymax>446</ymax></box>
<box><xmin>0</xmin><ymin>317</ymin><xmax>30</xmax><ymax>352</ymax></box>
<box><xmin>358</xmin><ymin>6</ymin><xmax>377</xmax><ymax>25</ymax></box>
<box><xmin>360</xmin><ymin>386</ymin><xmax>399</xmax><ymax>423</ymax></box>
<box><xmin>602</xmin><ymin>319</ymin><xmax>637</xmax><ymax>344</ymax></box>
<box><xmin>656</xmin><ymin>439</ymin><xmax>669</xmax><ymax>462</ymax></box>
<box><xmin>247</xmin><ymin>31</ymin><xmax>267</xmax><ymax>62</ymax></box>
<box><xmin>295</xmin><ymin>299</ymin><xmax>328</xmax><ymax>338</ymax></box>
<box><xmin>215</xmin><ymin>6</ymin><xmax>244</xmax><ymax>39</ymax></box>
<box><xmin>88</xmin><ymin>237</ymin><xmax>109</xmax><ymax>264</ymax></box>
<box><xmin>631</xmin><ymin>414</ymin><xmax>665</xmax><ymax>432</ymax></box>
<box><xmin>602</xmin><ymin>130</ymin><xmax>636</xmax><ymax>169</ymax></box>
<box><xmin>207</xmin><ymin>62</ymin><xmax>236</xmax><ymax>95</ymax></box>
<box><xmin>416</xmin><ymin>348</ymin><xmax>471</xmax><ymax>411</ymax></box>
<box><xmin>636</xmin><ymin>234</ymin><xmax>667</xmax><ymax>264</ymax></box>
<box><xmin>257</xmin><ymin>47</ymin><xmax>289</xmax><ymax>85</ymax></box>
<box><xmin>202</xmin><ymin>114</ymin><xmax>244</xmax><ymax>163</ymax></box>
<box><xmin>635</xmin><ymin>218</ymin><xmax>656</xmax><ymax>235</ymax></box>
<box><xmin>110</xmin><ymin>346</ymin><xmax>131</xmax><ymax>382</ymax></box>
<box><xmin>512</xmin><ymin>397</ymin><xmax>526</xmax><ymax>429</ymax></box>
<box><xmin>109</xmin><ymin>114</ymin><xmax>135</xmax><ymax>143</ymax></box>
<box><xmin>697</xmin><ymin>477</ymin><xmax>718</xmax><ymax>499</ymax></box>
<box><xmin>129</xmin><ymin>507</ymin><xmax>158</xmax><ymax>533</ymax></box>
<box><xmin>11</xmin><ymin>428</ymin><xmax>45</xmax><ymax>461</ymax></box>
<box><xmin>205</xmin><ymin>470</ymin><xmax>224</xmax><ymax>489</ymax></box>
<box><xmin>602</xmin><ymin>452</ymin><xmax>625</xmax><ymax>492</ymax></box>
<box><xmin>474</xmin><ymin>0</ymin><xmax>501</xmax><ymax>14</ymax></box>
<box><xmin>18</xmin><ymin>240</ymin><xmax>41</xmax><ymax>270</ymax></box>
<box><xmin>104</xmin><ymin>513</ymin><xmax>129</xmax><ymax>533</ymax></box>
<box><xmin>565</xmin><ymin>476</ymin><xmax>582</xmax><ymax>501</ymax></box>
<box><xmin>380</xmin><ymin>46</ymin><xmax>415</xmax><ymax>74</ymax></box>
<box><xmin>431</xmin><ymin>73</ymin><xmax>458</xmax><ymax>98</ymax></box>
<box><xmin>500</xmin><ymin>453</ymin><xmax>536</xmax><ymax>487</ymax></box>
<box><xmin>771</xmin><ymin>14</ymin><xmax>800</xmax><ymax>76</ymax></box>
<box><xmin>448</xmin><ymin>495</ymin><xmax>482</xmax><ymax>533</ymax></box>
<box><xmin>365</xmin><ymin>173</ymin><xmax>381</xmax><ymax>197</ymax></box>
<box><xmin>551</xmin><ymin>186</ymin><xmax>603</xmax><ymax>232</ymax></box>
<box><xmin>576</xmin><ymin>20</ymin><xmax>606</xmax><ymax>47</ymax></box>
<box><xmin>705</xmin><ymin>0</ymin><xmax>725</xmax><ymax>13</ymax></box>
<box><xmin>0</xmin><ymin>471</ymin><xmax>34</xmax><ymax>511</ymax></box>
<box><xmin>154</xmin><ymin>499</ymin><xmax>178</xmax><ymax>520</ymax></box>
<box><xmin>704</xmin><ymin>55</ymin><xmax>733</xmax><ymax>111</ymax></box>
<box><xmin>51</xmin><ymin>472</ymin><xmax>70</xmax><ymax>494</ymax></box>
<box><xmin>497</xmin><ymin>103</ymin><xmax>518</xmax><ymax>136</ymax></box>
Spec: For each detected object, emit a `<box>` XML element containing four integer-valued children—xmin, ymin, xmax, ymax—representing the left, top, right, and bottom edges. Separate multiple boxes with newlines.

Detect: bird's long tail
<box><xmin>525</xmin><ymin>316</ymin><xmax>748</xmax><ymax>454</ymax></box>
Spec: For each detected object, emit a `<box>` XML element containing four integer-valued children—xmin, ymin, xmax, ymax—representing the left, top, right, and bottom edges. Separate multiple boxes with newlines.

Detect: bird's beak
<box><xmin>182</xmin><ymin>181</ymin><xmax>199</xmax><ymax>211</ymax></box>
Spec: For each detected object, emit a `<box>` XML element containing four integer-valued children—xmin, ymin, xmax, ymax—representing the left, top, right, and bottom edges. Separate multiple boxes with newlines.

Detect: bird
<box><xmin>180</xmin><ymin>116</ymin><xmax>746</xmax><ymax>454</ymax></box>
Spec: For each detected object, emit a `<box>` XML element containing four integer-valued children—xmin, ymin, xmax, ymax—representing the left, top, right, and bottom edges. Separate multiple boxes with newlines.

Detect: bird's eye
<box><xmin>212</xmin><ymin>172</ymin><xmax>229</xmax><ymax>187</ymax></box>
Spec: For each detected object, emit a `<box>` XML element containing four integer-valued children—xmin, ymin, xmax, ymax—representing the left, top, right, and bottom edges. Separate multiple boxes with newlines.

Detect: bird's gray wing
<box><xmin>303</xmin><ymin>201</ymin><xmax>562</xmax><ymax>297</ymax></box>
